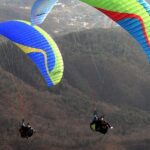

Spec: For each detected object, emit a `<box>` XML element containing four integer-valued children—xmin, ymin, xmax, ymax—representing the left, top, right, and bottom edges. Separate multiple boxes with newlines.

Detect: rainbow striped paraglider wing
<box><xmin>80</xmin><ymin>0</ymin><xmax>150</xmax><ymax>60</ymax></box>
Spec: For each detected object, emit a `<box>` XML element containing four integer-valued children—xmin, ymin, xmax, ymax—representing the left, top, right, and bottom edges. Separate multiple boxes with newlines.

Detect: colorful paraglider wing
<box><xmin>0</xmin><ymin>20</ymin><xmax>64</xmax><ymax>87</ymax></box>
<box><xmin>80</xmin><ymin>0</ymin><xmax>150</xmax><ymax>61</ymax></box>
<box><xmin>31</xmin><ymin>0</ymin><xmax>58</xmax><ymax>25</ymax></box>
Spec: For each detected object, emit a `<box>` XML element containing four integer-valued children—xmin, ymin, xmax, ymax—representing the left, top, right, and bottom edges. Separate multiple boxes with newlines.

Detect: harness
<box><xmin>19</xmin><ymin>126</ymin><xmax>34</xmax><ymax>138</ymax></box>
<box><xmin>90</xmin><ymin>120</ymin><xmax>109</xmax><ymax>134</ymax></box>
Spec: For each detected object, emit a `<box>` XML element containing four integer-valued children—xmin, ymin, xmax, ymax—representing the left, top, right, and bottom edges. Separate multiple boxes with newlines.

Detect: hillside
<box><xmin>56</xmin><ymin>28</ymin><xmax>150</xmax><ymax>111</ymax></box>
<box><xmin>0</xmin><ymin>27</ymin><xmax>150</xmax><ymax>150</ymax></box>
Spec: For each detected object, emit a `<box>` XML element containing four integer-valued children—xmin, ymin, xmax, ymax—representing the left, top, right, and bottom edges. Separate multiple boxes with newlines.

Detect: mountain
<box><xmin>56</xmin><ymin>27</ymin><xmax>150</xmax><ymax>110</ymax></box>
<box><xmin>0</xmin><ymin>0</ymin><xmax>113</xmax><ymax>36</ymax></box>
<box><xmin>0</xmin><ymin>0</ymin><xmax>150</xmax><ymax>150</ymax></box>
<box><xmin>0</xmin><ymin>27</ymin><xmax>150</xmax><ymax>150</ymax></box>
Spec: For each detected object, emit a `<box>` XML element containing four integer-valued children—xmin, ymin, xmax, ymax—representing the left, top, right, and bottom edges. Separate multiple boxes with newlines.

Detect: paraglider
<box><xmin>31</xmin><ymin>0</ymin><xmax>58</xmax><ymax>25</ymax></box>
<box><xmin>0</xmin><ymin>0</ymin><xmax>63</xmax><ymax>139</ymax></box>
<box><xmin>19</xmin><ymin>119</ymin><xmax>35</xmax><ymax>139</ymax></box>
<box><xmin>0</xmin><ymin>20</ymin><xmax>64</xmax><ymax>87</ymax></box>
<box><xmin>80</xmin><ymin>0</ymin><xmax>150</xmax><ymax>61</ymax></box>
<box><xmin>90</xmin><ymin>110</ymin><xmax>113</xmax><ymax>134</ymax></box>
<box><xmin>0</xmin><ymin>20</ymin><xmax>64</xmax><ymax>139</ymax></box>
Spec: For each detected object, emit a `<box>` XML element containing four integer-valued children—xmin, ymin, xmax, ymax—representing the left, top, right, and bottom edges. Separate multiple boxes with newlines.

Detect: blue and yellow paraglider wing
<box><xmin>0</xmin><ymin>20</ymin><xmax>64</xmax><ymax>87</ymax></box>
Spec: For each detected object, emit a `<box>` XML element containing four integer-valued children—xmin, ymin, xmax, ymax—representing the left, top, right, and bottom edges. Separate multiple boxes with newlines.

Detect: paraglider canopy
<box><xmin>80</xmin><ymin>0</ymin><xmax>150</xmax><ymax>61</ymax></box>
<box><xmin>31</xmin><ymin>0</ymin><xmax>58</xmax><ymax>25</ymax></box>
<box><xmin>0</xmin><ymin>20</ymin><xmax>64</xmax><ymax>87</ymax></box>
